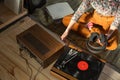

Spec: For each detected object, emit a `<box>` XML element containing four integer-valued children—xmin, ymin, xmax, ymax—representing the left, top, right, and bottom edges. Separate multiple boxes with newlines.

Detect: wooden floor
<box><xmin>0</xmin><ymin>16</ymin><xmax>120</xmax><ymax>80</ymax></box>
<box><xmin>0</xmin><ymin>17</ymin><xmax>59</xmax><ymax>80</ymax></box>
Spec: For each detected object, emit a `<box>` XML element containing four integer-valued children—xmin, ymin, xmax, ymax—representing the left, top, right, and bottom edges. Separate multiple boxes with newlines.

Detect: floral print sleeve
<box><xmin>71</xmin><ymin>0</ymin><xmax>92</xmax><ymax>21</ymax></box>
<box><xmin>71</xmin><ymin>0</ymin><xmax>120</xmax><ymax>30</ymax></box>
<box><xmin>110</xmin><ymin>5</ymin><xmax>120</xmax><ymax>29</ymax></box>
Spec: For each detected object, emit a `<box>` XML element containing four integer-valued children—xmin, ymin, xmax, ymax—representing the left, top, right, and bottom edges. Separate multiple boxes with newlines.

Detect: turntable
<box><xmin>51</xmin><ymin>47</ymin><xmax>105</xmax><ymax>80</ymax></box>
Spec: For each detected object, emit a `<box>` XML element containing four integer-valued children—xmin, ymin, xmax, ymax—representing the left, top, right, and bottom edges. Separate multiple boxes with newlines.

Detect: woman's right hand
<box><xmin>61</xmin><ymin>30</ymin><xmax>69</xmax><ymax>41</ymax></box>
<box><xmin>61</xmin><ymin>19</ymin><xmax>75</xmax><ymax>41</ymax></box>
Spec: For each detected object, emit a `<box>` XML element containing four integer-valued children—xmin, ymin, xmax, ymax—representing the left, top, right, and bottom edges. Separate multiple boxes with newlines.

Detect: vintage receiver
<box><xmin>16</xmin><ymin>24</ymin><xmax>65</xmax><ymax>68</ymax></box>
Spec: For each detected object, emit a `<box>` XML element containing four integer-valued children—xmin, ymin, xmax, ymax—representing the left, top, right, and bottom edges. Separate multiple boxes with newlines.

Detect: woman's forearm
<box><xmin>106</xmin><ymin>26</ymin><xmax>117</xmax><ymax>39</ymax></box>
<box><xmin>65</xmin><ymin>19</ymin><xmax>76</xmax><ymax>32</ymax></box>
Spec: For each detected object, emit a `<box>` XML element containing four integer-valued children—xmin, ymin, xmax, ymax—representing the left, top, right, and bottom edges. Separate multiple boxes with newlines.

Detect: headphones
<box><xmin>86</xmin><ymin>32</ymin><xmax>108</xmax><ymax>54</ymax></box>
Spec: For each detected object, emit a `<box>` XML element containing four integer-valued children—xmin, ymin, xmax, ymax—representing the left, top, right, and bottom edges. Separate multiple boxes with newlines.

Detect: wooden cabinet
<box><xmin>0</xmin><ymin>0</ymin><xmax>27</xmax><ymax>31</ymax></box>
<box><xmin>16</xmin><ymin>24</ymin><xmax>65</xmax><ymax>68</ymax></box>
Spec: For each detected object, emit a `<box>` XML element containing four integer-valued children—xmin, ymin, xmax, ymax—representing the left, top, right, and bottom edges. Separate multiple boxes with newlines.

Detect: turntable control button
<box><xmin>77</xmin><ymin>61</ymin><xmax>88</xmax><ymax>71</ymax></box>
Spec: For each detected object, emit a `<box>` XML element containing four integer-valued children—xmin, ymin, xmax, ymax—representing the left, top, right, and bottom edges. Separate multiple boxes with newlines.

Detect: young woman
<box><xmin>61</xmin><ymin>0</ymin><xmax>120</xmax><ymax>50</ymax></box>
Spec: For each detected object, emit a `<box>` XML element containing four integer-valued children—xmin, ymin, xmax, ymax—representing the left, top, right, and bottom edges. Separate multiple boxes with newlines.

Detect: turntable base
<box><xmin>51</xmin><ymin>67</ymin><xmax>77</xmax><ymax>80</ymax></box>
<box><xmin>50</xmin><ymin>47</ymin><xmax>105</xmax><ymax>80</ymax></box>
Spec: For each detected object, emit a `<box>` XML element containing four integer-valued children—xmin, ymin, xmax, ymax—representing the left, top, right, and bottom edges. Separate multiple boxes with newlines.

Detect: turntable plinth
<box><xmin>51</xmin><ymin>67</ymin><xmax>77</xmax><ymax>80</ymax></box>
<box><xmin>50</xmin><ymin>48</ymin><xmax>105</xmax><ymax>80</ymax></box>
<box><xmin>16</xmin><ymin>24</ymin><xmax>64</xmax><ymax>68</ymax></box>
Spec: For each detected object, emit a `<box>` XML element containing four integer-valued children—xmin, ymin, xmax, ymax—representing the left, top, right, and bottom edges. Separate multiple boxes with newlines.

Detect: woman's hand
<box><xmin>96</xmin><ymin>38</ymin><xmax>106</xmax><ymax>46</ymax></box>
<box><xmin>61</xmin><ymin>19</ymin><xmax>75</xmax><ymax>41</ymax></box>
<box><xmin>61</xmin><ymin>30</ymin><xmax>69</xmax><ymax>41</ymax></box>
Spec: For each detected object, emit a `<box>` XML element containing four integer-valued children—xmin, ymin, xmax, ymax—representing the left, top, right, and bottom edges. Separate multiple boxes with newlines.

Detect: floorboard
<box><xmin>0</xmin><ymin>16</ymin><xmax>120</xmax><ymax>80</ymax></box>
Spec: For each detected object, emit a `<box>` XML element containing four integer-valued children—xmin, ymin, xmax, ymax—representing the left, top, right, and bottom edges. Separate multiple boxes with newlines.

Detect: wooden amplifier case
<box><xmin>16</xmin><ymin>24</ymin><xmax>65</xmax><ymax>68</ymax></box>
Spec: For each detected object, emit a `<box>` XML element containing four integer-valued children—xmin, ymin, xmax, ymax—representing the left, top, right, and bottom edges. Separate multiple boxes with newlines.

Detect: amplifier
<box><xmin>16</xmin><ymin>24</ymin><xmax>65</xmax><ymax>68</ymax></box>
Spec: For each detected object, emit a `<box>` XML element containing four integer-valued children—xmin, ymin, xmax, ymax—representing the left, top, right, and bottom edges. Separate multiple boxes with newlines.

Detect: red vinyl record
<box><xmin>77</xmin><ymin>61</ymin><xmax>89</xmax><ymax>71</ymax></box>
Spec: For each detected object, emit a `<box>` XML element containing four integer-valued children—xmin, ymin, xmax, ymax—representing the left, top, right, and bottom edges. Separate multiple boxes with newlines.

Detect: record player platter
<box><xmin>51</xmin><ymin>47</ymin><xmax>105</xmax><ymax>80</ymax></box>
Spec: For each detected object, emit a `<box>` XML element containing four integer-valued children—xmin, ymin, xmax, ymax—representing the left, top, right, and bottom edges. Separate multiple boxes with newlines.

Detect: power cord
<box><xmin>19</xmin><ymin>48</ymin><xmax>52</xmax><ymax>80</ymax></box>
